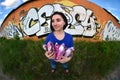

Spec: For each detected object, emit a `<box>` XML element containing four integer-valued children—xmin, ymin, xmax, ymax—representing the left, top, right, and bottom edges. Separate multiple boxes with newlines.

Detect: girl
<box><xmin>45</xmin><ymin>12</ymin><xmax>74</xmax><ymax>74</ymax></box>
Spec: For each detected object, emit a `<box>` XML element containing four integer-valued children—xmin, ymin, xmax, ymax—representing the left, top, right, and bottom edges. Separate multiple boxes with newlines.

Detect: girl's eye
<box><xmin>56</xmin><ymin>18</ymin><xmax>61</xmax><ymax>22</ymax></box>
<box><xmin>52</xmin><ymin>20</ymin><xmax>54</xmax><ymax>23</ymax></box>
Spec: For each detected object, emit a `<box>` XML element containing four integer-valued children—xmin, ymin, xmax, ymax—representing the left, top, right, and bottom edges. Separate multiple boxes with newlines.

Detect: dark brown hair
<box><xmin>50</xmin><ymin>12</ymin><xmax>68</xmax><ymax>31</ymax></box>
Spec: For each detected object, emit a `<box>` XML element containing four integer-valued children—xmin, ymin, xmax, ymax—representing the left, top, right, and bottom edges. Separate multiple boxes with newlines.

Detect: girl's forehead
<box><xmin>52</xmin><ymin>14</ymin><xmax>62</xmax><ymax>18</ymax></box>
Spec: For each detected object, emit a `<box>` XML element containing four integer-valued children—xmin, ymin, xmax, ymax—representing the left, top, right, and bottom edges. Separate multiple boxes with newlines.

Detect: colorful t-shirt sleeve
<box><xmin>45</xmin><ymin>34</ymin><xmax>51</xmax><ymax>44</ymax></box>
<box><xmin>69</xmin><ymin>35</ymin><xmax>74</xmax><ymax>48</ymax></box>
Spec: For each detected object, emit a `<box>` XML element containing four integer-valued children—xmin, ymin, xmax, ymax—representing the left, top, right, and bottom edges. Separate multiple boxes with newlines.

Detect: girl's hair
<box><xmin>50</xmin><ymin>12</ymin><xmax>68</xmax><ymax>31</ymax></box>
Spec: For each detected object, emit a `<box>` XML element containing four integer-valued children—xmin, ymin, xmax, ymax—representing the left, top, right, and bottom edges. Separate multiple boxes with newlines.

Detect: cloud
<box><xmin>23</xmin><ymin>0</ymin><xmax>29</xmax><ymax>2</ymax></box>
<box><xmin>106</xmin><ymin>6</ymin><xmax>119</xmax><ymax>12</ymax></box>
<box><xmin>0</xmin><ymin>14</ymin><xmax>8</xmax><ymax>27</ymax></box>
<box><xmin>1</xmin><ymin>0</ymin><xmax>20</xmax><ymax>8</ymax></box>
<box><xmin>0</xmin><ymin>19</ymin><xmax>3</xmax><ymax>27</ymax></box>
<box><xmin>0</xmin><ymin>11</ymin><xmax>2</xmax><ymax>15</ymax></box>
<box><xmin>105</xmin><ymin>7</ymin><xmax>120</xmax><ymax>20</ymax></box>
<box><xmin>4</xmin><ymin>14</ymin><xmax>8</xmax><ymax>19</ymax></box>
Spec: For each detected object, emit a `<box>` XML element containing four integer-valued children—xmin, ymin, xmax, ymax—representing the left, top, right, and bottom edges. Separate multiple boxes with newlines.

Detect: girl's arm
<box><xmin>45</xmin><ymin>51</ymin><xmax>55</xmax><ymax>59</ymax></box>
<box><xmin>55</xmin><ymin>52</ymin><xmax>73</xmax><ymax>63</ymax></box>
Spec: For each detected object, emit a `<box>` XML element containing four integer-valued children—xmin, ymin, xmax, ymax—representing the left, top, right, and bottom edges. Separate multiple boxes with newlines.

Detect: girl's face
<box><xmin>52</xmin><ymin>14</ymin><xmax>65</xmax><ymax>31</ymax></box>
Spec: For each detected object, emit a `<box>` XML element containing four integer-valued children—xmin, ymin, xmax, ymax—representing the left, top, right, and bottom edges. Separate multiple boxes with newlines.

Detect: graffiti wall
<box><xmin>0</xmin><ymin>0</ymin><xmax>120</xmax><ymax>41</ymax></box>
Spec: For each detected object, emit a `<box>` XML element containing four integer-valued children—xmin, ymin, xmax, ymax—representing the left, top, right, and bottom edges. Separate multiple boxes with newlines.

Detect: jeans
<box><xmin>49</xmin><ymin>59</ymin><xmax>68</xmax><ymax>70</ymax></box>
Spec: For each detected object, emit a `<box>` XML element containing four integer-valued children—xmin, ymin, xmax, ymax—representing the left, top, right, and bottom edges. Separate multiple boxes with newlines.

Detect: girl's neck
<box><xmin>54</xmin><ymin>30</ymin><xmax>64</xmax><ymax>35</ymax></box>
<box><xmin>53</xmin><ymin>30</ymin><xmax>65</xmax><ymax>40</ymax></box>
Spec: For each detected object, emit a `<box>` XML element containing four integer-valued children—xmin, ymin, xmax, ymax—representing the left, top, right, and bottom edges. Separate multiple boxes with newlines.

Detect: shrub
<box><xmin>0</xmin><ymin>40</ymin><xmax>120</xmax><ymax>80</ymax></box>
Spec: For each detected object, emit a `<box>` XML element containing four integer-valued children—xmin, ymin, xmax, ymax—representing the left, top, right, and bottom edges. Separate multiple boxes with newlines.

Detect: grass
<box><xmin>0</xmin><ymin>39</ymin><xmax>120</xmax><ymax>80</ymax></box>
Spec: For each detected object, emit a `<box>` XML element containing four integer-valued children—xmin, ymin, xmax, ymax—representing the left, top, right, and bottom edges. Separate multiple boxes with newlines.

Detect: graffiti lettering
<box><xmin>0</xmin><ymin>4</ymin><xmax>103</xmax><ymax>39</ymax></box>
<box><xmin>36</xmin><ymin>4</ymin><xmax>54</xmax><ymax>36</ymax></box>
<box><xmin>101</xmin><ymin>20</ymin><xmax>120</xmax><ymax>41</ymax></box>
<box><xmin>21</xmin><ymin>4</ymin><xmax>100</xmax><ymax>37</ymax></box>
<box><xmin>1</xmin><ymin>22</ymin><xmax>22</xmax><ymax>38</ymax></box>
<box><xmin>0</xmin><ymin>4</ymin><xmax>120</xmax><ymax>41</ymax></box>
<box><xmin>23</xmin><ymin>8</ymin><xmax>40</xmax><ymax>35</ymax></box>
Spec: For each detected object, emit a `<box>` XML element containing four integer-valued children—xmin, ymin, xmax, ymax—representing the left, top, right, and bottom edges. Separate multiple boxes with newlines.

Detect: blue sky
<box><xmin>88</xmin><ymin>0</ymin><xmax>120</xmax><ymax>22</ymax></box>
<box><xmin>0</xmin><ymin>0</ymin><xmax>120</xmax><ymax>27</ymax></box>
<box><xmin>0</xmin><ymin>0</ymin><xmax>29</xmax><ymax>27</ymax></box>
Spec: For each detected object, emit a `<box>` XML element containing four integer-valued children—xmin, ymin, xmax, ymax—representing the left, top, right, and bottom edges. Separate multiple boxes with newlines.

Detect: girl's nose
<box><xmin>53</xmin><ymin>21</ymin><xmax>57</xmax><ymax>26</ymax></box>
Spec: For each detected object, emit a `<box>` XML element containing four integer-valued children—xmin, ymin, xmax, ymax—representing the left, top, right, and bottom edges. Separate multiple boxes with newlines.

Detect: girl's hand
<box><xmin>55</xmin><ymin>53</ymin><xmax>73</xmax><ymax>63</ymax></box>
<box><xmin>45</xmin><ymin>51</ymin><xmax>55</xmax><ymax>59</ymax></box>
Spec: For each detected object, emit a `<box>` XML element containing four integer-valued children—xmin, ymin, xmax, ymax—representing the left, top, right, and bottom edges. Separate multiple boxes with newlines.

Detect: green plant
<box><xmin>0</xmin><ymin>40</ymin><xmax>120</xmax><ymax>80</ymax></box>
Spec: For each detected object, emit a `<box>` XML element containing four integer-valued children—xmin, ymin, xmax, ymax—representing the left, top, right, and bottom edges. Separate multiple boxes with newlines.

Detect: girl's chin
<box><xmin>54</xmin><ymin>29</ymin><xmax>60</xmax><ymax>31</ymax></box>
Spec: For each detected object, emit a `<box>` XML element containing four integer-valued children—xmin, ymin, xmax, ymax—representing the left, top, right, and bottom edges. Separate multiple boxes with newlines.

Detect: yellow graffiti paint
<box><xmin>30</xmin><ymin>20</ymin><xmax>37</xmax><ymax>28</ymax></box>
<box><xmin>56</xmin><ymin>0</ymin><xmax>76</xmax><ymax>6</ymax></box>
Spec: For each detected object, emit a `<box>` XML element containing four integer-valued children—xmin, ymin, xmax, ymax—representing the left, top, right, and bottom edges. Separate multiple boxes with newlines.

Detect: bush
<box><xmin>0</xmin><ymin>40</ymin><xmax>120</xmax><ymax>80</ymax></box>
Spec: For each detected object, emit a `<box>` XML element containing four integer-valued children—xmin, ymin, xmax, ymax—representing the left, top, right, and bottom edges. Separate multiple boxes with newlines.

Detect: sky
<box><xmin>0</xmin><ymin>0</ymin><xmax>120</xmax><ymax>27</ymax></box>
<box><xmin>0</xmin><ymin>0</ymin><xmax>29</xmax><ymax>27</ymax></box>
<box><xmin>88</xmin><ymin>0</ymin><xmax>120</xmax><ymax>22</ymax></box>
